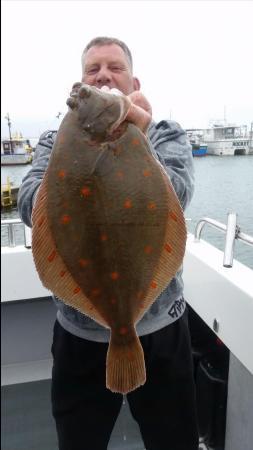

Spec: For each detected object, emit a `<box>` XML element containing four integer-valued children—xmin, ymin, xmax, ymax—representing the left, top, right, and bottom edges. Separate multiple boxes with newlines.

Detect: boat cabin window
<box><xmin>2</xmin><ymin>142</ymin><xmax>12</xmax><ymax>155</ymax></box>
<box><xmin>224</xmin><ymin>127</ymin><xmax>235</xmax><ymax>139</ymax></box>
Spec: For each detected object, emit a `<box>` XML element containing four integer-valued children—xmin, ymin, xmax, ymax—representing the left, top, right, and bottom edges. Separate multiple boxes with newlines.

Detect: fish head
<box><xmin>66</xmin><ymin>82</ymin><xmax>130</xmax><ymax>140</ymax></box>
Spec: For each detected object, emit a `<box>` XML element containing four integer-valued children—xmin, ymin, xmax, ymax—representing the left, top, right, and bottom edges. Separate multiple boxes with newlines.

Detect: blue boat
<box><xmin>192</xmin><ymin>144</ymin><xmax>207</xmax><ymax>157</ymax></box>
<box><xmin>186</xmin><ymin>130</ymin><xmax>207</xmax><ymax>157</ymax></box>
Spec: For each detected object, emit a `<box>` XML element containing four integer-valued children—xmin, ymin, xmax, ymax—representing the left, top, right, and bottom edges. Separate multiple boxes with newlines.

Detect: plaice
<box><xmin>32</xmin><ymin>83</ymin><xmax>187</xmax><ymax>393</ymax></box>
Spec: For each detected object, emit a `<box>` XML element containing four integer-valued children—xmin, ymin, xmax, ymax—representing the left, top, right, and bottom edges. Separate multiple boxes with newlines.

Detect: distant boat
<box><xmin>187</xmin><ymin>123</ymin><xmax>251</xmax><ymax>156</ymax></box>
<box><xmin>1</xmin><ymin>132</ymin><xmax>33</xmax><ymax>165</ymax></box>
<box><xmin>186</xmin><ymin>131</ymin><xmax>207</xmax><ymax>157</ymax></box>
<box><xmin>201</xmin><ymin>123</ymin><xmax>251</xmax><ymax>156</ymax></box>
<box><xmin>192</xmin><ymin>144</ymin><xmax>208</xmax><ymax>157</ymax></box>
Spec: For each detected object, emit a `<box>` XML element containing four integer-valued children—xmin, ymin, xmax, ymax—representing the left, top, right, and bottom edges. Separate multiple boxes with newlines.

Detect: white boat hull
<box><xmin>1</xmin><ymin>154</ymin><xmax>32</xmax><ymax>165</ymax></box>
<box><xmin>204</xmin><ymin>139</ymin><xmax>250</xmax><ymax>156</ymax></box>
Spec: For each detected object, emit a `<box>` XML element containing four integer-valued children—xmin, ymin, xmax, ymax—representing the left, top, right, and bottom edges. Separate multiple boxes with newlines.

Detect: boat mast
<box><xmin>250</xmin><ymin>122</ymin><xmax>253</xmax><ymax>148</ymax></box>
<box><xmin>223</xmin><ymin>105</ymin><xmax>227</xmax><ymax>126</ymax></box>
<box><xmin>5</xmin><ymin>113</ymin><xmax>13</xmax><ymax>152</ymax></box>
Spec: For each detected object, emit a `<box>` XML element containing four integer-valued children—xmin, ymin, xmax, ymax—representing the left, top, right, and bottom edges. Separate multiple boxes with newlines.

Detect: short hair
<box><xmin>81</xmin><ymin>36</ymin><xmax>133</xmax><ymax>71</ymax></box>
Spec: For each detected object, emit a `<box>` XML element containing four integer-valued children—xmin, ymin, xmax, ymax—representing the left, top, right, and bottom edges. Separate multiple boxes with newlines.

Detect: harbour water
<box><xmin>186</xmin><ymin>155</ymin><xmax>253</xmax><ymax>269</ymax></box>
<box><xmin>1</xmin><ymin>155</ymin><xmax>253</xmax><ymax>269</ymax></box>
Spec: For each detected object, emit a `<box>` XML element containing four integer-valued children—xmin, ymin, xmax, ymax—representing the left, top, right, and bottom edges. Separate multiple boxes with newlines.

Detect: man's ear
<box><xmin>133</xmin><ymin>77</ymin><xmax>141</xmax><ymax>91</ymax></box>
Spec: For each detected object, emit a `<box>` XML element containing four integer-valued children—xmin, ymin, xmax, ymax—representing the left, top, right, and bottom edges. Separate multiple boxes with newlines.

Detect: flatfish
<box><xmin>32</xmin><ymin>83</ymin><xmax>187</xmax><ymax>393</ymax></box>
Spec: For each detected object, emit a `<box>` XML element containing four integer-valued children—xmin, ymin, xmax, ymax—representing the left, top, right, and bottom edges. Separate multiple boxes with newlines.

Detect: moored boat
<box><xmin>202</xmin><ymin>124</ymin><xmax>250</xmax><ymax>156</ymax></box>
<box><xmin>1</xmin><ymin>132</ymin><xmax>34</xmax><ymax>166</ymax></box>
<box><xmin>186</xmin><ymin>130</ymin><xmax>207</xmax><ymax>157</ymax></box>
<box><xmin>192</xmin><ymin>143</ymin><xmax>208</xmax><ymax>157</ymax></box>
<box><xmin>187</xmin><ymin>123</ymin><xmax>252</xmax><ymax>156</ymax></box>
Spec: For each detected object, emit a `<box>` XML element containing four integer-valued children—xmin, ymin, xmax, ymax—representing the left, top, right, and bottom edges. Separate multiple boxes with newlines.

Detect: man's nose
<box><xmin>96</xmin><ymin>67</ymin><xmax>112</xmax><ymax>84</ymax></box>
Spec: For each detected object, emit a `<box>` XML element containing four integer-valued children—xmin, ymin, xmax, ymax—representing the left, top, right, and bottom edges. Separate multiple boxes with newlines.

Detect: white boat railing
<box><xmin>194</xmin><ymin>213</ymin><xmax>253</xmax><ymax>268</ymax></box>
<box><xmin>1</xmin><ymin>218</ymin><xmax>31</xmax><ymax>248</ymax></box>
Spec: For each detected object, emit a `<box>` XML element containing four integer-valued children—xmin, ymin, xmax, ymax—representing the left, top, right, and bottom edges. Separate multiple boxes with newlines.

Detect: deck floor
<box><xmin>1</xmin><ymin>379</ymin><xmax>211</xmax><ymax>450</ymax></box>
<box><xmin>1</xmin><ymin>380</ymin><xmax>145</xmax><ymax>450</ymax></box>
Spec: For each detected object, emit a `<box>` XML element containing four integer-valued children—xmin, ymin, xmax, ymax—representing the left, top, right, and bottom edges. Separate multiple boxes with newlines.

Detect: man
<box><xmin>18</xmin><ymin>37</ymin><xmax>198</xmax><ymax>450</ymax></box>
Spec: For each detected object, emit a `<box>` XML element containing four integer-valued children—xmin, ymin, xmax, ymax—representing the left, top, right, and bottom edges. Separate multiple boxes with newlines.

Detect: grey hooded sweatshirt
<box><xmin>18</xmin><ymin>120</ymin><xmax>194</xmax><ymax>342</ymax></box>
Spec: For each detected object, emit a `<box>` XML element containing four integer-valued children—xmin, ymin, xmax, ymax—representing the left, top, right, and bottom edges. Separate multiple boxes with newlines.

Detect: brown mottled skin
<box><xmin>50</xmin><ymin>85</ymin><xmax>167</xmax><ymax>325</ymax></box>
<box><xmin>32</xmin><ymin>83</ymin><xmax>186</xmax><ymax>392</ymax></box>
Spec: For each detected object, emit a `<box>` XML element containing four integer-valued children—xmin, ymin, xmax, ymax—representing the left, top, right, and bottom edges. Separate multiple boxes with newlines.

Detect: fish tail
<box><xmin>106</xmin><ymin>330</ymin><xmax>146</xmax><ymax>394</ymax></box>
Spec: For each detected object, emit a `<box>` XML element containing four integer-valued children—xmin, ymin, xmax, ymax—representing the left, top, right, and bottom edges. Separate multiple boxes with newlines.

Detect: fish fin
<box><xmin>151</xmin><ymin>168</ymin><xmax>187</xmax><ymax>284</ymax></box>
<box><xmin>106</xmin><ymin>330</ymin><xmax>146</xmax><ymax>394</ymax></box>
<box><xmin>32</xmin><ymin>173</ymin><xmax>108</xmax><ymax>328</ymax></box>
<box><xmin>133</xmin><ymin>168</ymin><xmax>187</xmax><ymax>324</ymax></box>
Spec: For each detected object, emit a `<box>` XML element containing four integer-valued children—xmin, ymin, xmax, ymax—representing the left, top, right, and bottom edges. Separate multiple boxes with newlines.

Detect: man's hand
<box><xmin>128</xmin><ymin>91</ymin><xmax>152</xmax><ymax>116</ymax></box>
<box><xmin>126</xmin><ymin>91</ymin><xmax>152</xmax><ymax>133</ymax></box>
<box><xmin>101</xmin><ymin>86</ymin><xmax>152</xmax><ymax>133</ymax></box>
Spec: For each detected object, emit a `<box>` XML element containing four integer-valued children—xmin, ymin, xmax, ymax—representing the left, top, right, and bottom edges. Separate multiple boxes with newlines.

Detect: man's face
<box><xmin>82</xmin><ymin>44</ymin><xmax>140</xmax><ymax>95</ymax></box>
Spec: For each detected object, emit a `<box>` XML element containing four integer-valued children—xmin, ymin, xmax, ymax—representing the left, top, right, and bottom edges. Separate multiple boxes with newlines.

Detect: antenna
<box><xmin>4</xmin><ymin>113</ymin><xmax>13</xmax><ymax>152</ymax></box>
<box><xmin>223</xmin><ymin>105</ymin><xmax>226</xmax><ymax>125</ymax></box>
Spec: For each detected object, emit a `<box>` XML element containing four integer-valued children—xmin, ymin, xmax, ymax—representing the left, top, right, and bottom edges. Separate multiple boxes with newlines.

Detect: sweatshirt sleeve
<box><xmin>17</xmin><ymin>130</ymin><xmax>57</xmax><ymax>227</ymax></box>
<box><xmin>148</xmin><ymin>120</ymin><xmax>194</xmax><ymax>211</ymax></box>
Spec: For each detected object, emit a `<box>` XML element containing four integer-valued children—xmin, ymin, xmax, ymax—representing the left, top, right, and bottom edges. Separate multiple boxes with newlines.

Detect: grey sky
<box><xmin>2</xmin><ymin>0</ymin><xmax>253</xmax><ymax>138</ymax></box>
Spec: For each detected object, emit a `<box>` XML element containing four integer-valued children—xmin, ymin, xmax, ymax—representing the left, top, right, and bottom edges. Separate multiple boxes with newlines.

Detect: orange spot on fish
<box><xmin>100</xmin><ymin>233</ymin><xmax>108</xmax><ymax>242</ymax></box>
<box><xmin>58</xmin><ymin>170</ymin><xmax>66</xmax><ymax>179</ymax></box>
<box><xmin>137</xmin><ymin>291</ymin><xmax>145</xmax><ymax>300</ymax></box>
<box><xmin>91</xmin><ymin>288</ymin><xmax>101</xmax><ymax>297</ymax></box>
<box><xmin>81</xmin><ymin>186</ymin><xmax>91</xmax><ymax>197</ymax></box>
<box><xmin>47</xmin><ymin>250</ymin><xmax>56</xmax><ymax>262</ymax></box>
<box><xmin>113</xmin><ymin>146</ymin><xmax>122</xmax><ymax>156</ymax></box>
<box><xmin>150</xmin><ymin>280</ymin><xmax>158</xmax><ymax>289</ymax></box>
<box><xmin>58</xmin><ymin>136</ymin><xmax>65</xmax><ymax>145</ymax></box>
<box><xmin>148</xmin><ymin>202</ymin><xmax>156</xmax><ymax>210</ymax></box>
<box><xmin>169</xmin><ymin>211</ymin><xmax>178</xmax><ymax>222</ymax></box>
<box><xmin>38</xmin><ymin>217</ymin><xmax>45</xmax><ymax>227</ymax></box>
<box><xmin>124</xmin><ymin>199</ymin><xmax>132</xmax><ymax>209</ymax></box>
<box><xmin>110</xmin><ymin>272</ymin><xmax>119</xmax><ymax>280</ymax></box>
<box><xmin>110</xmin><ymin>298</ymin><xmax>117</xmax><ymax>305</ymax></box>
<box><xmin>116</xmin><ymin>170</ymin><xmax>124</xmax><ymax>179</ymax></box>
<box><xmin>165</xmin><ymin>243</ymin><xmax>172</xmax><ymax>253</ymax></box>
<box><xmin>131</xmin><ymin>138</ymin><xmax>140</xmax><ymax>146</ymax></box>
<box><xmin>143</xmin><ymin>169</ymin><xmax>151</xmax><ymax>177</ymax></box>
<box><xmin>126</xmin><ymin>349</ymin><xmax>134</xmax><ymax>360</ymax></box>
<box><xmin>73</xmin><ymin>287</ymin><xmax>81</xmax><ymax>294</ymax></box>
<box><xmin>79</xmin><ymin>258</ymin><xmax>90</xmax><ymax>268</ymax></box>
<box><xmin>119</xmin><ymin>326</ymin><xmax>128</xmax><ymax>335</ymax></box>
<box><xmin>60</xmin><ymin>270</ymin><xmax>66</xmax><ymax>277</ymax></box>
<box><xmin>144</xmin><ymin>245</ymin><xmax>153</xmax><ymax>254</ymax></box>
<box><xmin>61</xmin><ymin>214</ymin><xmax>71</xmax><ymax>224</ymax></box>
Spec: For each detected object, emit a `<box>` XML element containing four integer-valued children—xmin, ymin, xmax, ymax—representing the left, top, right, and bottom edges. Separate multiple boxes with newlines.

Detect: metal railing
<box><xmin>1</xmin><ymin>218</ymin><xmax>31</xmax><ymax>248</ymax></box>
<box><xmin>194</xmin><ymin>212</ymin><xmax>253</xmax><ymax>267</ymax></box>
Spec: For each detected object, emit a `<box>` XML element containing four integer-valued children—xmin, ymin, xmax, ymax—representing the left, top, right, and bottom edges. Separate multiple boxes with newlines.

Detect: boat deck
<box><xmin>2</xmin><ymin>379</ymin><xmax>210</xmax><ymax>449</ymax></box>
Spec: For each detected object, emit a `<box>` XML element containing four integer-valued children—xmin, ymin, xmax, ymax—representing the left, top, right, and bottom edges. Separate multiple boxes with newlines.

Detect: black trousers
<box><xmin>51</xmin><ymin>309</ymin><xmax>199</xmax><ymax>450</ymax></box>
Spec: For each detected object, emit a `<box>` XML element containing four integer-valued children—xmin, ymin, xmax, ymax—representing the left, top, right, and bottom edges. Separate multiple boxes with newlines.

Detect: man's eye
<box><xmin>86</xmin><ymin>68</ymin><xmax>98</xmax><ymax>75</ymax></box>
<box><xmin>110</xmin><ymin>66</ymin><xmax>123</xmax><ymax>71</ymax></box>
